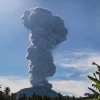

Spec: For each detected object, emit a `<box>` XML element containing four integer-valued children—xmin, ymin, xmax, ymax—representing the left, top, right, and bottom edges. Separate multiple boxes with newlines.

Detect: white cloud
<box><xmin>0</xmin><ymin>76</ymin><xmax>31</xmax><ymax>93</ymax></box>
<box><xmin>65</xmin><ymin>73</ymin><xmax>72</xmax><ymax>77</ymax></box>
<box><xmin>50</xmin><ymin>80</ymin><xmax>91</xmax><ymax>97</ymax></box>
<box><xmin>0</xmin><ymin>75</ymin><xmax>93</xmax><ymax>97</ymax></box>
<box><xmin>54</xmin><ymin>50</ymin><xmax>100</xmax><ymax>71</ymax></box>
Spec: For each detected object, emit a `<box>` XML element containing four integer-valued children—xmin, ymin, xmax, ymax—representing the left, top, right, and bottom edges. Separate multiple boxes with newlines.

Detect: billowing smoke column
<box><xmin>21</xmin><ymin>7</ymin><xmax>68</xmax><ymax>88</ymax></box>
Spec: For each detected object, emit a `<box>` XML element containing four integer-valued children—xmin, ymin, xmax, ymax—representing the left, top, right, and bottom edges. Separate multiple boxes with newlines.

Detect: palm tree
<box><xmin>3</xmin><ymin>87</ymin><xmax>11</xmax><ymax>100</ymax></box>
<box><xmin>85</xmin><ymin>62</ymin><xmax>100</xmax><ymax>99</ymax></box>
<box><xmin>4</xmin><ymin>87</ymin><xmax>10</xmax><ymax>96</ymax></box>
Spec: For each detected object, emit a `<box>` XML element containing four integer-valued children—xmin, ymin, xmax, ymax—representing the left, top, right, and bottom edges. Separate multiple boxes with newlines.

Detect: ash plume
<box><xmin>21</xmin><ymin>7</ymin><xmax>68</xmax><ymax>88</ymax></box>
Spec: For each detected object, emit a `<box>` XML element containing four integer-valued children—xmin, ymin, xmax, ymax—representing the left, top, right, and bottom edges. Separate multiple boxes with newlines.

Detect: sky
<box><xmin>0</xmin><ymin>0</ymin><xmax>100</xmax><ymax>97</ymax></box>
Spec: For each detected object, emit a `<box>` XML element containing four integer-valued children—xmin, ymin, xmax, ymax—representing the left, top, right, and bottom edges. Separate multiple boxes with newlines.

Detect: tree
<box><xmin>85</xmin><ymin>62</ymin><xmax>100</xmax><ymax>99</ymax></box>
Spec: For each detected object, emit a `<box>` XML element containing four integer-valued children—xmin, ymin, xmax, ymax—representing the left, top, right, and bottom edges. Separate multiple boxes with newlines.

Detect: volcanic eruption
<box><xmin>19</xmin><ymin>7</ymin><xmax>68</xmax><ymax>96</ymax></box>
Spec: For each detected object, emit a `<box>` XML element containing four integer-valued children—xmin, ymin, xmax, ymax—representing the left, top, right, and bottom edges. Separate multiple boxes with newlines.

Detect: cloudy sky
<box><xmin>0</xmin><ymin>0</ymin><xmax>100</xmax><ymax>97</ymax></box>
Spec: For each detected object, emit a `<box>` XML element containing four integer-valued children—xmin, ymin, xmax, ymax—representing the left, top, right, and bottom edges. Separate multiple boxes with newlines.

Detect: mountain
<box><xmin>16</xmin><ymin>85</ymin><xmax>57</xmax><ymax>98</ymax></box>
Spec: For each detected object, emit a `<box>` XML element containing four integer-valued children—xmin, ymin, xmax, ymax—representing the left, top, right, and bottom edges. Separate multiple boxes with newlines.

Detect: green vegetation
<box><xmin>85</xmin><ymin>62</ymin><xmax>100</xmax><ymax>100</ymax></box>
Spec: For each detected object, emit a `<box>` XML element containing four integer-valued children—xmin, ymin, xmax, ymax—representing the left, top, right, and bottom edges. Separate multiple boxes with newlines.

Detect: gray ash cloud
<box><xmin>21</xmin><ymin>7</ymin><xmax>68</xmax><ymax>88</ymax></box>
